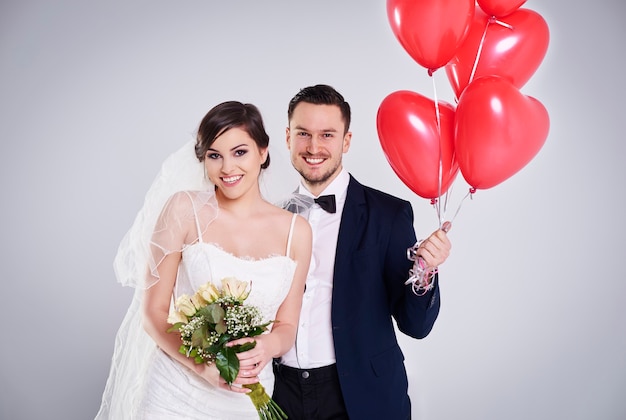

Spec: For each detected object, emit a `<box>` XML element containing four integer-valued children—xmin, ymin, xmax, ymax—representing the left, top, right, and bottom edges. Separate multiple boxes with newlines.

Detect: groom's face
<box><xmin>286</xmin><ymin>102</ymin><xmax>352</xmax><ymax>196</ymax></box>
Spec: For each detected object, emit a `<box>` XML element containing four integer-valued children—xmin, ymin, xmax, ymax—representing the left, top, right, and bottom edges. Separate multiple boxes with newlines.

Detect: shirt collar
<box><xmin>298</xmin><ymin>168</ymin><xmax>349</xmax><ymax>201</ymax></box>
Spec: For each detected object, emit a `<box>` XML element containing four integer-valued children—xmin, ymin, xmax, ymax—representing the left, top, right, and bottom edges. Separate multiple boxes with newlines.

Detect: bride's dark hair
<box><xmin>195</xmin><ymin>101</ymin><xmax>271</xmax><ymax>169</ymax></box>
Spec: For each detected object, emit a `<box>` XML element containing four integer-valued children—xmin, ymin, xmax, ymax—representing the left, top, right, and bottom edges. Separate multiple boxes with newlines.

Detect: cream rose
<box><xmin>198</xmin><ymin>282</ymin><xmax>220</xmax><ymax>303</ymax></box>
<box><xmin>175</xmin><ymin>294</ymin><xmax>197</xmax><ymax>317</ymax></box>
<box><xmin>167</xmin><ymin>310</ymin><xmax>188</xmax><ymax>325</ymax></box>
<box><xmin>221</xmin><ymin>277</ymin><xmax>251</xmax><ymax>301</ymax></box>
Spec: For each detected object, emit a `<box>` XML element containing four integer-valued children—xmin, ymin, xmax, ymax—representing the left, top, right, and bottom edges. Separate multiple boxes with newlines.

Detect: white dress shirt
<box><xmin>280</xmin><ymin>169</ymin><xmax>350</xmax><ymax>369</ymax></box>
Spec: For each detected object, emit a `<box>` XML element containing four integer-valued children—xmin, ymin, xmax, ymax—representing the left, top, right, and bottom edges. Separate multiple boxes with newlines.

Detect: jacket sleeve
<box><xmin>385</xmin><ymin>201</ymin><xmax>441</xmax><ymax>339</ymax></box>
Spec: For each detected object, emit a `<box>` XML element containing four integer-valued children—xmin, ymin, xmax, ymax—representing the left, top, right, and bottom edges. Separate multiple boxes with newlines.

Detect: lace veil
<box><xmin>96</xmin><ymin>140</ymin><xmax>218</xmax><ymax>419</ymax></box>
<box><xmin>276</xmin><ymin>192</ymin><xmax>314</xmax><ymax>218</ymax></box>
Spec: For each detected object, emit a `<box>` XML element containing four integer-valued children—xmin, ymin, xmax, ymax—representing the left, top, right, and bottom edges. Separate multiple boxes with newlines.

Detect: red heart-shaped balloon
<box><xmin>445</xmin><ymin>8</ymin><xmax>549</xmax><ymax>99</ymax></box>
<box><xmin>477</xmin><ymin>0</ymin><xmax>527</xmax><ymax>17</ymax></box>
<box><xmin>377</xmin><ymin>90</ymin><xmax>459</xmax><ymax>199</ymax></box>
<box><xmin>455</xmin><ymin>76</ymin><xmax>549</xmax><ymax>189</ymax></box>
<box><xmin>387</xmin><ymin>0</ymin><xmax>475</xmax><ymax>71</ymax></box>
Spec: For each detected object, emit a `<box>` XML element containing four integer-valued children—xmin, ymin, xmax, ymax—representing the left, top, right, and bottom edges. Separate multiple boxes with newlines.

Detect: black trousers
<box><xmin>272</xmin><ymin>362</ymin><xmax>349</xmax><ymax>420</ymax></box>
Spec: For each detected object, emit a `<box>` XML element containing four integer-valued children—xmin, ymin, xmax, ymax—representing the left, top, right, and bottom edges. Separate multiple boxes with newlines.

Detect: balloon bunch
<box><xmin>377</xmin><ymin>0</ymin><xmax>550</xmax><ymax>223</ymax></box>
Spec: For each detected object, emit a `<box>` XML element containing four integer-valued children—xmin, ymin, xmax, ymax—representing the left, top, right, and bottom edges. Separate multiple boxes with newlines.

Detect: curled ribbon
<box><xmin>404</xmin><ymin>240</ymin><xmax>438</xmax><ymax>296</ymax></box>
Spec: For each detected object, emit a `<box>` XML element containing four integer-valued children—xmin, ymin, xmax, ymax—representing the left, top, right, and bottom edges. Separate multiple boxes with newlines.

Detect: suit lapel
<box><xmin>332</xmin><ymin>176</ymin><xmax>366</xmax><ymax>322</ymax></box>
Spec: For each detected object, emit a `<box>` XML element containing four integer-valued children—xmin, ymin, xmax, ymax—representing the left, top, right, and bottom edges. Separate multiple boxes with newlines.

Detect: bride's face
<box><xmin>204</xmin><ymin>127</ymin><xmax>268</xmax><ymax>200</ymax></box>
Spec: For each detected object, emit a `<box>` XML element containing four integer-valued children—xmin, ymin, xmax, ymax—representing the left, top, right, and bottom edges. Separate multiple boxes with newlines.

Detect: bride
<box><xmin>96</xmin><ymin>101</ymin><xmax>312</xmax><ymax>419</ymax></box>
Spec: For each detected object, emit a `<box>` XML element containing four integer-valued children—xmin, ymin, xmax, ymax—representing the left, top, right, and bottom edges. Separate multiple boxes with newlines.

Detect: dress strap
<box><xmin>183</xmin><ymin>191</ymin><xmax>204</xmax><ymax>243</ymax></box>
<box><xmin>285</xmin><ymin>213</ymin><xmax>297</xmax><ymax>257</ymax></box>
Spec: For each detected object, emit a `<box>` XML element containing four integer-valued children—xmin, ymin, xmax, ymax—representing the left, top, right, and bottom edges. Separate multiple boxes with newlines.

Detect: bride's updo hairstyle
<box><xmin>195</xmin><ymin>101</ymin><xmax>271</xmax><ymax>169</ymax></box>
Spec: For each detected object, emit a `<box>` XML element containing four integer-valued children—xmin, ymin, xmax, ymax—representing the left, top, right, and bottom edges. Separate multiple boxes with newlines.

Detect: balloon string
<box><xmin>449</xmin><ymin>187</ymin><xmax>476</xmax><ymax>225</ymax></box>
<box><xmin>442</xmin><ymin>180</ymin><xmax>452</xmax><ymax>218</ymax></box>
<box><xmin>468</xmin><ymin>17</ymin><xmax>515</xmax><ymax>86</ymax></box>
<box><xmin>493</xmin><ymin>17</ymin><xmax>514</xmax><ymax>30</ymax></box>
<box><xmin>468</xmin><ymin>19</ymin><xmax>490</xmax><ymax>85</ymax></box>
<box><xmin>430</xmin><ymin>72</ymin><xmax>444</xmax><ymax>229</ymax></box>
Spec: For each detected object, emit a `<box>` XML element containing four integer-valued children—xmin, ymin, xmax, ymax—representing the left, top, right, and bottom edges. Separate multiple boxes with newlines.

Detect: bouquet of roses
<box><xmin>167</xmin><ymin>277</ymin><xmax>287</xmax><ymax>420</ymax></box>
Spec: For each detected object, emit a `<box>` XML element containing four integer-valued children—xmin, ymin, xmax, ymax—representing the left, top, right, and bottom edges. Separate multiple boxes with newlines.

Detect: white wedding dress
<box><xmin>97</xmin><ymin>193</ymin><xmax>298</xmax><ymax>420</ymax></box>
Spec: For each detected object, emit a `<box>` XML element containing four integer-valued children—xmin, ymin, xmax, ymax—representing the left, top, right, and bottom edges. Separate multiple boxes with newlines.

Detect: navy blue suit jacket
<box><xmin>331</xmin><ymin>175</ymin><xmax>440</xmax><ymax>419</ymax></box>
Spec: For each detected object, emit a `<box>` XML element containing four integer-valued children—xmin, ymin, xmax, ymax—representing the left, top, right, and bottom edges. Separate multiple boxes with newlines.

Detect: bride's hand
<box><xmin>227</xmin><ymin>336</ymin><xmax>273</xmax><ymax>386</ymax></box>
<box><xmin>194</xmin><ymin>362</ymin><xmax>250</xmax><ymax>394</ymax></box>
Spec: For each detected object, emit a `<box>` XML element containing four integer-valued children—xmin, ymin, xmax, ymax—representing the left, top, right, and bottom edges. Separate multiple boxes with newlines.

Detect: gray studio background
<box><xmin>1</xmin><ymin>1</ymin><xmax>624</xmax><ymax>419</ymax></box>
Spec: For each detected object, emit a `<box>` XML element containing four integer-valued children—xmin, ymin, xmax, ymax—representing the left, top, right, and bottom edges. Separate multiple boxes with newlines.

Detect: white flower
<box><xmin>225</xmin><ymin>305</ymin><xmax>262</xmax><ymax>335</ymax></box>
<box><xmin>197</xmin><ymin>282</ymin><xmax>220</xmax><ymax>303</ymax></box>
<box><xmin>175</xmin><ymin>294</ymin><xmax>197</xmax><ymax>317</ymax></box>
<box><xmin>190</xmin><ymin>294</ymin><xmax>205</xmax><ymax>310</ymax></box>
<box><xmin>167</xmin><ymin>310</ymin><xmax>188</xmax><ymax>325</ymax></box>
<box><xmin>221</xmin><ymin>277</ymin><xmax>251</xmax><ymax>301</ymax></box>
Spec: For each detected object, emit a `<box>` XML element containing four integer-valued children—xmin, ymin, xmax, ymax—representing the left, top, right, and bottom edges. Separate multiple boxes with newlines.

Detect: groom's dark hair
<box><xmin>288</xmin><ymin>84</ymin><xmax>351</xmax><ymax>133</ymax></box>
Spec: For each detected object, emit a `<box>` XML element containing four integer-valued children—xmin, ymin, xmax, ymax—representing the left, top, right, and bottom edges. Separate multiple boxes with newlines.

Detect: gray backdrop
<box><xmin>1</xmin><ymin>1</ymin><xmax>624</xmax><ymax>419</ymax></box>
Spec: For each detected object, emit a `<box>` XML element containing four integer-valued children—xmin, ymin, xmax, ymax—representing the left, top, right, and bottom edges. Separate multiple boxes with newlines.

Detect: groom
<box><xmin>273</xmin><ymin>84</ymin><xmax>452</xmax><ymax>419</ymax></box>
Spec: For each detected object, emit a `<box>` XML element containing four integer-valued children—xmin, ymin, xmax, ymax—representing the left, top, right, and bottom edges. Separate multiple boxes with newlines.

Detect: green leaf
<box><xmin>166</xmin><ymin>322</ymin><xmax>184</xmax><ymax>333</ymax></box>
<box><xmin>247</xmin><ymin>326</ymin><xmax>265</xmax><ymax>337</ymax></box>
<box><xmin>232</xmin><ymin>341</ymin><xmax>256</xmax><ymax>353</ymax></box>
<box><xmin>206</xmin><ymin>333</ymin><xmax>230</xmax><ymax>355</ymax></box>
<box><xmin>206</xmin><ymin>342</ymin><xmax>222</xmax><ymax>355</ymax></box>
<box><xmin>191</xmin><ymin>326</ymin><xmax>205</xmax><ymax>348</ymax></box>
<box><xmin>203</xmin><ymin>303</ymin><xmax>225</xmax><ymax>323</ymax></box>
<box><xmin>215</xmin><ymin>320</ymin><xmax>227</xmax><ymax>335</ymax></box>
<box><xmin>215</xmin><ymin>347</ymin><xmax>239</xmax><ymax>385</ymax></box>
<box><xmin>218</xmin><ymin>333</ymin><xmax>231</xmax><ymax>347</ymax></box>
<box><xmin>249</xmin><ymin>321</ymin><xmax>273</xmax><ymax>337</ymax></box>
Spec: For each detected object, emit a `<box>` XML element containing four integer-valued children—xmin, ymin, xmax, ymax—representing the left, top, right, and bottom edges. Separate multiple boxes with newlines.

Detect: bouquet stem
<box><xmin>243</xmin><ymin>382</ymin><xmax>288</xmax><ymax>420</ymax></box>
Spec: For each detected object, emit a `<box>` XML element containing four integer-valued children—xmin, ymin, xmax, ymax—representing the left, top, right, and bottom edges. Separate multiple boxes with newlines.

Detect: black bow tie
<box><xmin>314</xmin><ymin>194</ymin><xmax>336</xmax><ymax>213</ymax></box>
